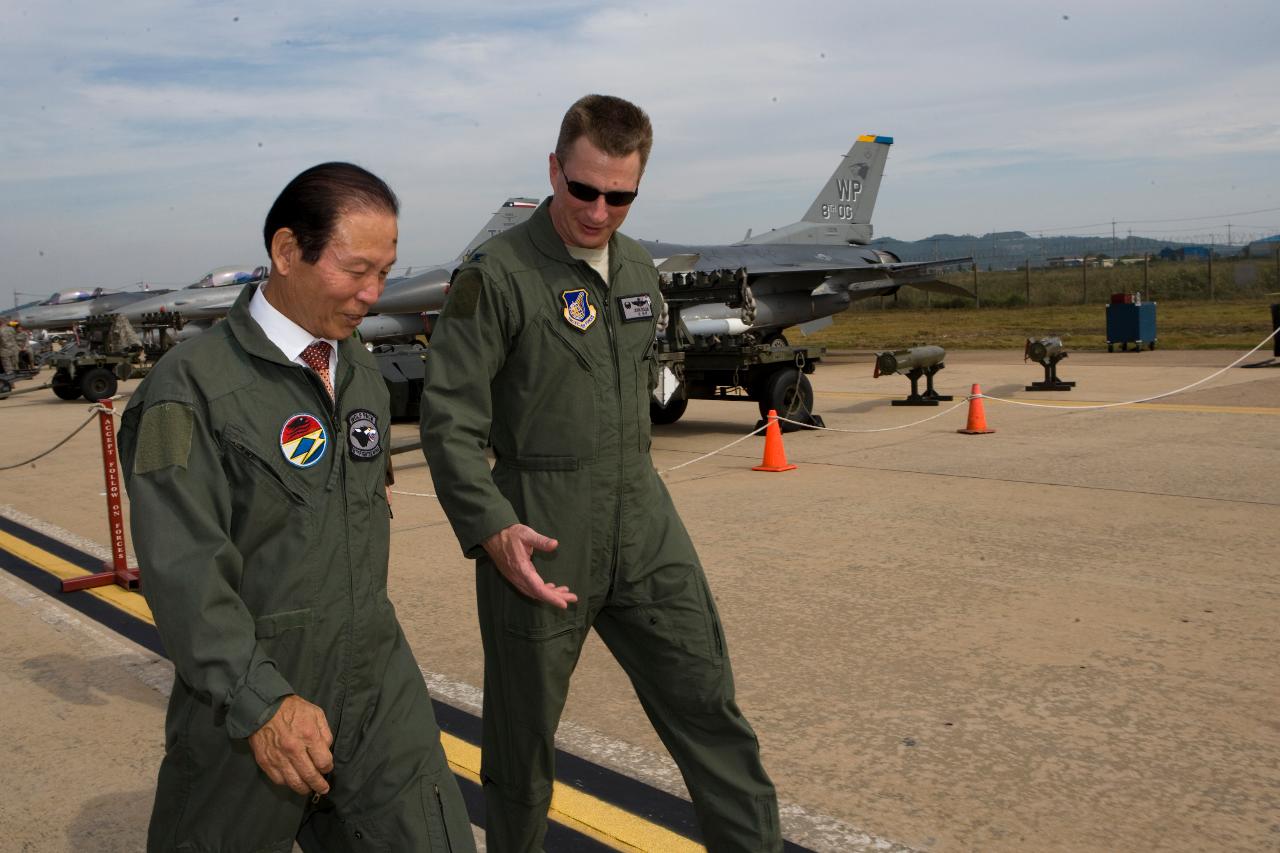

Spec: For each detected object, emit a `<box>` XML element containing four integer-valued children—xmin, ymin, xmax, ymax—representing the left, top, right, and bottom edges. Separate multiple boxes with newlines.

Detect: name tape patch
<box><xmin>618</xmin><ymin>293</ymin><xmax>653</xmax><ymax>322</ymax></box>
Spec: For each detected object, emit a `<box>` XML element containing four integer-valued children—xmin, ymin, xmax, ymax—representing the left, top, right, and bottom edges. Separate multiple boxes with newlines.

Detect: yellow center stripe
<box><xmin>0</xmin><ymin>528</ymin><xmax>704</xmax><ymax>852</ymax></box>
<box><xmin>0</xmin><ymin>530</ymin><xmax>154</xmax><ymax>622</ymax></box>
<box><xmin>815</xmin><ymin>390</ymin><xmax>1280</xmax><ymax>415</ymax></box>
<box><xmin>439</xmin><ymin>732</ymin><xmax>702</xmax><ymax>852</ymax></box>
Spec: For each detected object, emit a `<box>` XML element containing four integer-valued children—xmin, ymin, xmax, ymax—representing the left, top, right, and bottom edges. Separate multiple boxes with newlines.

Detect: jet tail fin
<box><xmin>456</xmin><ymin>197</ymin><xmax>540</xmax><ymax>262</ymax></box>
<box><xmin>741</xmin><ymin>134</ymin><xmax>892</xmax><ymax>246</ymax></box>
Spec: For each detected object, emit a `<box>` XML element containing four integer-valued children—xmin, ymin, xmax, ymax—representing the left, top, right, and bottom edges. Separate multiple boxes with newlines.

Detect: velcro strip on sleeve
<box><xmin>445</xmin><ymin>269</ymin><xmax>483</xmax><ymax>319</ymax></box>
<box><xmin>133</xmin><ymin>401</ymin><xmax>195</xmax><ymax>474</ymax></box>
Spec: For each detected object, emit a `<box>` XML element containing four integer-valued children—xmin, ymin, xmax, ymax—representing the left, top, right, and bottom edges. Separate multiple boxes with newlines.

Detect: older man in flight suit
<box><xmin>421</xmin><ymin>95</ymin><xmax>782</xmax><ymax>852</ymax></box>
<box><xmin>120</xmin><ymin>163</ymin><xmax>474</xmax><ymax>852</ymax></box>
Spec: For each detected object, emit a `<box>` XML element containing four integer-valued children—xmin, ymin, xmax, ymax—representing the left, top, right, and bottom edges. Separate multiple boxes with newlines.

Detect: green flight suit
<box><xmin>119</xmin><ymin>285</ymin><xmax>474</xmax><ymax>853</ymax></box>
<box><xmin>421</xmin><ymin>201</ymin><xmax>781</xmax><ymax>852</ymax></box>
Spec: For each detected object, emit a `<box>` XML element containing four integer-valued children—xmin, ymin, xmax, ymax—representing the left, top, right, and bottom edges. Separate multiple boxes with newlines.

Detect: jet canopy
<box><xmin>189</xmin><ymin>265</ymin><xmax>268</xmax><ymax>289</ymax></box>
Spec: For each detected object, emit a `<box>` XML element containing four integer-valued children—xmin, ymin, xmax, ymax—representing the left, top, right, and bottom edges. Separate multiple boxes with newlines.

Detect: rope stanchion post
<box><xmin>60</xmin><ymin>399</ymin><xmax>140</xmax><ymax>593</ymax></box>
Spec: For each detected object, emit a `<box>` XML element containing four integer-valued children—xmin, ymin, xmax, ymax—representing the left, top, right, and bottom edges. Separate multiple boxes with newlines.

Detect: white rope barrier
<box><xmin>658</xmin><ymin>423</ymin><xmax>769</xmax><ymax>475</ymax></box>
<box><xmin>391</xmin><ymin>489</ymin><xmax>437</xmax><ymax>499</ymax></box>
<box><xmin>0</xmin><ymin>401</ymin><xmax>120</xmax><ymax>471</ymax></box>
<box><xmin>979</xmin><ymin>325</ymin><xmax>1279</xmax><ymax>410</ymax></box>
<box><xmin>316</xmin><ymin>327</ymin><xmax>1280</xmax><ymax>489</ymax></box>
<box><xmin>674</xmin><ymin>325</ymin><xmax>1280</xmax><ymax>470</ymax></box>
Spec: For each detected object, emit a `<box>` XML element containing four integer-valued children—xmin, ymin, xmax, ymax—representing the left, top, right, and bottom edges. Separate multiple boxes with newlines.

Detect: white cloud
<box><xmin>2</xmin><ymin>0</ymin><xmax>1279</xmax><ymax>303</ymax></box>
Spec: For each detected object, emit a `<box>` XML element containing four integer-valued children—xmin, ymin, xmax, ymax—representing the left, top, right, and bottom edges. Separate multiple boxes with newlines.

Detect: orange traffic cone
<box><xmin>753</xmin><ymin>410</ymin><xmax>797</xmax><ymax>472</ymax></box>
<box><xmin>957</xmin><ymin>384</ymin><xmax>996</xmax><ymax>434</ymax></box>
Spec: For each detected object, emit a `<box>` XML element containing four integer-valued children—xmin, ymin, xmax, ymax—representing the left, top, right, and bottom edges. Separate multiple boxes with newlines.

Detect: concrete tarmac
<box><xmin>0</xmin><ymin>347</ymin><xmax>1277</xmax><ymax>852</ymax></box>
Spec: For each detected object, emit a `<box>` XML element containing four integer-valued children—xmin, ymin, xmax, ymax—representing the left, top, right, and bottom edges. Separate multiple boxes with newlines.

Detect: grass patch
<box><xmin>802</xmin><ymin>298</ymin><xmax>1278</xmax><ymax>351</ymax></box>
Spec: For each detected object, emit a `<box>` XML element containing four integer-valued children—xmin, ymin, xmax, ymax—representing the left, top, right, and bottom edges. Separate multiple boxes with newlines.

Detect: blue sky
<box><xmin>3</xmin><ymin>0</ymin><xmax>1278</xmax><ymax>305</ymax></box>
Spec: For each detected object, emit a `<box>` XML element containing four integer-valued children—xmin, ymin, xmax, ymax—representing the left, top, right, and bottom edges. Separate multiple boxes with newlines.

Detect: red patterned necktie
<box><xmin>300</xmin><ymin>340</ymin><xmax>334</xmax><ymax>400</ymax></box>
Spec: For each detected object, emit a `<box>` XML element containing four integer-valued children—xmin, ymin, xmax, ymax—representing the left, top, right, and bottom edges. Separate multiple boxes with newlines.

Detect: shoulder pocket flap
<box><xmin>255</xmin><ymin>608</ymin><xmax>313</xmax><ymax>639</ymax></box>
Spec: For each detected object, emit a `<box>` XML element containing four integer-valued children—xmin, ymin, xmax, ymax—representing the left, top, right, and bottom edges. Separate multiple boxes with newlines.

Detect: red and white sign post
<box><xmin>61</xmin><ymin>399</ymin><xmax>140</xmax><ymax>592</ymax></box>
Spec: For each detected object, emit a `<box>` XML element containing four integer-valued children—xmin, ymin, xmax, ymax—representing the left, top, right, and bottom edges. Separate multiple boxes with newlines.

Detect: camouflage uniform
<box><xmin>0</xmin><ymin>323</ymin><xmax>18</xmax><ymax>374</ymax></box>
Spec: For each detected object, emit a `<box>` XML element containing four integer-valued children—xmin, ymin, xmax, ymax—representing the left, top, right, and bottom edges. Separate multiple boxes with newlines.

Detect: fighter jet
<box><xmin>357</xmin><ymin>197</ymin><xmax>539</xmax><ymax>341</ymax></box>
<box><xmin>118</xmin><ymin>265</ymin><xmax>267</xmax><ymax>329</ymax></box>
<box><xmin>639</xmin><ymin>134</ymin><xmax>972</xmax><ymax>343</ymax></box>
<box><xmin>6</xmin><ymin>287</ymin><xmax>170</xmax><ymax>332</ymax></box>
<box><xmin>117</xmin><ymin>199</ymin><xmax>540</xmax><ymax>343</ymax></box>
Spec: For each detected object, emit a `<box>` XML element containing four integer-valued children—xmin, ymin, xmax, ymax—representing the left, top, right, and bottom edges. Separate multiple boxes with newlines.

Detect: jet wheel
<box><xmin>79</xmin><ymin>367</ymin><xmax>118</xmax><ymax>402</ymax></box>
<box><xmin>52</xmin><ymin>370</ymin><xmax>81</xmax><ymax>400</ymax></box>
<box><xmin>757</xmin><ymin>367</ymin><xmax>814</xmax><ymax>430</ymax></box>
<box><xmin>650</xmin><ymin>396</ymin><xmax>688</xmax><ymax>425</ymax></box>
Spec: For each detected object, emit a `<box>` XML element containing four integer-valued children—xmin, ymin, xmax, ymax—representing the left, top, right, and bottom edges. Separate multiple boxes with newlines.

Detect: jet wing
<box><xmin>653</xmin><ymin>253</ymin><xmax>701</xmax><ymax>273</ymax></box>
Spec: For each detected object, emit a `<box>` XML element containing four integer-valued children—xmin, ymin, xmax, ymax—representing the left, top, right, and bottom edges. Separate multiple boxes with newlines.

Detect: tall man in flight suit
<box><xmin>119</xmin><ymin>163</ymin><xmax>475</xmax><ymax>852</ymax></box>
<box><xmin>421</xmin><ymin>95</ymin><xmax>782</xmax><ymax>852</ymax></box>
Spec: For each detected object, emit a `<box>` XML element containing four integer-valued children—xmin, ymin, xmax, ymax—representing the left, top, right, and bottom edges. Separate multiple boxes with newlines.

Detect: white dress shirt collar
<box><xmin>248</xmin><ymin>284</ymin><xmax>336</xmax><ymax>385</ymax></box>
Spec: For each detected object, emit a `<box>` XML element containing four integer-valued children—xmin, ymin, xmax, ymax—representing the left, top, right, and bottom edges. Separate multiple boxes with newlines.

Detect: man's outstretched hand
<box><xmin>483</xmin><ymin>523</ymin><xmax>577</xmax><ymax>609</ymax></box>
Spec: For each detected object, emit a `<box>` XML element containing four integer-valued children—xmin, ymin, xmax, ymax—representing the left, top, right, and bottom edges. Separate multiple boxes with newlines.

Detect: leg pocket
<box><xmin>420</xmin><ymin>771</ymin><xmax>475</xmax><ymax>852</ymax></box>
<box><xmin>306</xmin><ymin>771</ymin><xmax>474</xmax><ymax>853</ymax></box>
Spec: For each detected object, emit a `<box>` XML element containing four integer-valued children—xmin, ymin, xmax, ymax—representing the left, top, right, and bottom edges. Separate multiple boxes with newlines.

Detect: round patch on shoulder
<box><xmin>346</xmin><ymin>408</ymin><xmax>381</xmax><ymax>460</ymax></box>
<box><xmin>279</xmin><ymin>413</ymin><xmax>328</xmax><ymax>468</ymax></box>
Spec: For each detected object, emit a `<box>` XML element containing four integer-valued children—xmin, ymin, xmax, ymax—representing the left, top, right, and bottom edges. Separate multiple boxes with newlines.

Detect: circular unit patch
<box><xmin>346</xmin><ymin>408</ymin><xmax>381</xmax><ymax>460</ymax></box>
<box><xmin>280</xmin><ymin>413</ymin><xmax>328</xmax><ymax>468</ymax></box>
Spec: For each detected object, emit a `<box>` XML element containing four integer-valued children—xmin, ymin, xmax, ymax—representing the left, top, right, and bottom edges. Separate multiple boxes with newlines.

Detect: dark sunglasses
<box><xmin>557</xmin><ymin>156</ymin><xmax>639</xmax><ymax>207</ymax></box>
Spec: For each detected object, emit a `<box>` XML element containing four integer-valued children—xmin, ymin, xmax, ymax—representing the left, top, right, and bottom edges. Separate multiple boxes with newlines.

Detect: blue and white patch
<box><xmin>280</xmin><ymin>413</ymin><xmax>328</xmax><ymax>468</ymax></box>
<box><xmin>618</xmin><ymin>293</ymin><xmax>653</xmax><ymax>322</ymax></box>
<box><xmin>346</xmin><ymin>408</ymin><xmax>381</xmax><ymax>460</ymax></box>
<box><xmin>561</xmin><ymin>288</ymin><xmax>598</xmax><ymax>332</ymax></box>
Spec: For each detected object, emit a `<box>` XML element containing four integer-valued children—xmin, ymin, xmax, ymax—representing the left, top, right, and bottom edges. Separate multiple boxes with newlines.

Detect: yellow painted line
<box><xmin>814</xmin><ymin>389</ymin><xmax>1279</xmax><ymax>415</ymax></box>
<box><xmin>2</xmin><ymin>528</ymin><xmax>702</xmax><ymax>852</ymax></box>
<box><xmin>0</xmin><ymin>529</ymin><xmax>153</xmax><ymax>622</ymax></box>
<box><xmin>439</xmin><ymin>731</ymin><xmax>483</xmax><ymax>785</ymax></box>
<box><xmin>439</xmin><ymin>730</ymin><xmax>701</xmax><ymax>852</ymax></box>
<box><xmin>989</xmin><ymin>399</ymin><xmax>1280</xmax><ymax>415</ymax></box>
<box><xmin>548</xmin><ymin>780</ymin><xmax>702</xmax><ymax>853</ymax></box>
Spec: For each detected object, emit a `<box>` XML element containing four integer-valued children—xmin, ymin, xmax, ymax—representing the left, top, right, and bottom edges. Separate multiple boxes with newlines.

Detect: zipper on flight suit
<box><xmin>309</xmin><ymin>357</ymin><xmax>359</xmax><ymax>761</ymax></box>
<box><xmin>580</xmin><ymin>260</ymin><xmax>626</xmax><ymax>600</ymax></box>
<box><xmin>433</xmin><ymin>783</ymin><xmax>455</xmax><ymax>851</ymax></box>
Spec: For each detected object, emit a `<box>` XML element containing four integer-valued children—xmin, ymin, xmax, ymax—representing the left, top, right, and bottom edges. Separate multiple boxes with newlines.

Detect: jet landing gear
<box><xmin>650</xmin><ymin>345</ymin><xmax>826</xmax><ymax>432</ymax></box>
<box><xmin>754</xmin><ymin>366</ymin><xmax>820</xmax><ymax>431</ymax></box>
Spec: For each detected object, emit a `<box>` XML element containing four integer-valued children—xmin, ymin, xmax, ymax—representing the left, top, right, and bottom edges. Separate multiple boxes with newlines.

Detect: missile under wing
<box><xmin>639</xmin><ymin>135</ymin><xmax>972</xmax><ymax>341</ymax></box>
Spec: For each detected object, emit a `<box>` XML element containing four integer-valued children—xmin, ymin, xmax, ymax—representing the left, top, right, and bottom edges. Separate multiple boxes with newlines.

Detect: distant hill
<box><xmin>870</xmin><ymin>231</ymin><xmax>1246</xmax><ymax>271</ymax></box>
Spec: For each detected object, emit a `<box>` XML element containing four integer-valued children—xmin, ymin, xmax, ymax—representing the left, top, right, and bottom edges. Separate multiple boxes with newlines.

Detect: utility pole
<box><xmin>972</xmin><ymin>262</ymin><xmax>980</xmax><ymax>309</ymax></box>
<box><xmin>1025</xmin><ymin>258</ymin><xmax>1031</xmax><ymax>306</ymax></box>
<box><xmin>1112</xmin><ymin>219</ymin><xmax>1117</xmax><ymax>257</ymax></box>
<box><xmin>1208</xmin><ymin>236</ymin><xmax>1215</xmax><ymax>301</ymax></box>
<box><xmin>1082</xmin><ymin>256</ymin><xmax>1088</xmax><ymax>304</ymax></box>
